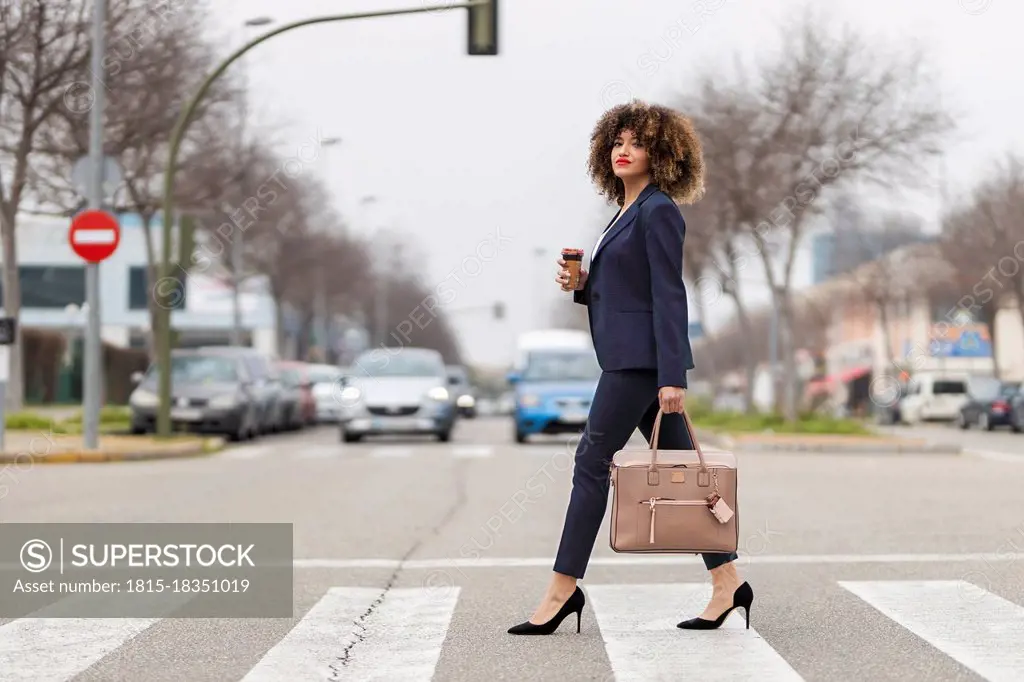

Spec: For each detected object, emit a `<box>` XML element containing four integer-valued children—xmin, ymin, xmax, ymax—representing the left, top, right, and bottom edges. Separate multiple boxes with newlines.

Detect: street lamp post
<box><xmin>232</xmin><ymin>16</ymin><xmax>275</xmax><ymax>348</ymax></box>
<box><xmin>155</xmin><ymin>1</ymin><xmax>497</xmax><ymax>437</ymax></box>
<box><xmin>314</xmin><ymin>137</ymin><xmax>341</xmax><ymax>359</ymax></box>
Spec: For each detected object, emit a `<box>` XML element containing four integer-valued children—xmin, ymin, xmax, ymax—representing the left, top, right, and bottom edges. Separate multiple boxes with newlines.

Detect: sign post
<box><xmin>69</xmin><ymin>209</ymin><xmax>120</xmax><ymax>450</ymax></box>
<box><xmin>0</xmin><ymin>317</ymin><xmax>16</xmax><ymax>454</ymax></box>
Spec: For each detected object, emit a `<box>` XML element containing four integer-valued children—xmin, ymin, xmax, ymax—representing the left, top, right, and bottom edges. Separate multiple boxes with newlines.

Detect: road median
<box><xmin>0</xmin><ymin>431</ymin><xmax>225</xmax><ymax>464</ymax></box>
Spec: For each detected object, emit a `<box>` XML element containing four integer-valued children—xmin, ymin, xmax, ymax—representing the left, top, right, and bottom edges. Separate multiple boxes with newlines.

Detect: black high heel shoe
<box><xmin>508</xmin><ymin>586</ymin><xmax>586</xmax><ymax>635</ymax></box>
<box><xmin>677</xmin><ymin>581</ymin><xmax>753</xmax><ymax>630</ymax></box>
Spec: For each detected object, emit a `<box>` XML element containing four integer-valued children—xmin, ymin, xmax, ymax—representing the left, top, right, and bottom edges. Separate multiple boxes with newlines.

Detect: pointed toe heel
<box><xmin>677</xmin><ymin>581</ymin><xmax>754</xmax><ymax>631</ymax></box>
<box><xmin>508</xmin><ymin>586</ymin><xmax>586</xmax><ymax>636</ymax></box>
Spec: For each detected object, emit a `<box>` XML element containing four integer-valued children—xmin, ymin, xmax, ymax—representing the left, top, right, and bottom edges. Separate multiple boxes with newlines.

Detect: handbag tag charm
<box><xmin>705</xmin><ymin>492</ymin><xmax>734</xmax><ymax>524</ymax></box>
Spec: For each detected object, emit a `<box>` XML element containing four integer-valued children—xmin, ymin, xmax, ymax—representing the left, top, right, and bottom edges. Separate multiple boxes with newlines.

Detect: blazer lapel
<box><xmin>591</xmin><ymin>183</ymin><xmax>659</xmax><ymax>265</ymax></box>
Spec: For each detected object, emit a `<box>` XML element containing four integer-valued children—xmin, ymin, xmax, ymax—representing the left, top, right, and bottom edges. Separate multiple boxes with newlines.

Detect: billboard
<box><xmin>911</xmin><ymin>323</ymin><xmax>993</xmax><ymax>358</ymax></box>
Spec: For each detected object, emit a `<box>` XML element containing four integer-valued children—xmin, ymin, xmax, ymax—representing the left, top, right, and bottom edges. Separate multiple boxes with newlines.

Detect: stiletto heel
<box><xmin>508</xmin><ymin>586</ymin><xmax>586</xmax><ymax>635</ymax></box>
<box><xmin>677</xmin><ymin>581</ymin><xmax>754</xmax><ymax>631</ymax></box>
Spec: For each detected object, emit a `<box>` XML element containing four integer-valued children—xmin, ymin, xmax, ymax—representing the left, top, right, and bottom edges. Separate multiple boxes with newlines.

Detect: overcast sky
<box><xmin>209</xmin><ymin>0</ymin><xmax>1023</xmax><ymax>368</ymax></box>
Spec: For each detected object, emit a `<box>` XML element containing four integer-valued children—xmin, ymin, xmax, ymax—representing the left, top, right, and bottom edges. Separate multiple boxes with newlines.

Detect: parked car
<box><xmin>198</xmin><ymin>346</ymin><xmax>287</xmax><ymax>434</ymax></box>
<box><xmin>305</xmin><ymin>364</ymin><xmax>346</xmax><ymax>423</ymax></box>
<box><xmin>446</xmin><ymin>365</ymin><xmax>477</xmax><ymax>418</ymax></box>
<box><xmin>339</xmin><ymin>347</ymin><xmax>457</xmax><ymax>442</ymax></box>
<box><xmin>1009</xmin><ymin>388</ymin><xmax>1024</xmax><ymax>433</ymax></box>
<box><xmin>276</xmin><ymin>361</ymin><xmax>317</xmax><ymax>429</ymax></box>
<box><xmin>899</xmin><ymin>373</ymin><xmax>969</xmax><ymax>424</ymax></box>
<box><xmin>128</xmin><ymin>349</ymin><xmax>260</xmax><ymax>441</ymax></box>
<box><xmin>957</xmin><ymin>378</ymin><xmax>1022</xmax><ymax>431</ymax></box>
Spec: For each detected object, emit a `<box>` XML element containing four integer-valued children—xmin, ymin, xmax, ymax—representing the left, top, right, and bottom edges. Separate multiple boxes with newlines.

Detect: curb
<box><xmin>0</xmin><ymin>438</ymin><xmax>225</xmax><ymax>464</ymax></box>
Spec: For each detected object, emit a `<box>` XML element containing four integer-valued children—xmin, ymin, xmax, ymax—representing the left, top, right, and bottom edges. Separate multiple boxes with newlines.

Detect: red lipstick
<box><xmin>615</xmin><ymin>158</ymin><xmax>631</xmax><ymax>166</ymax></box>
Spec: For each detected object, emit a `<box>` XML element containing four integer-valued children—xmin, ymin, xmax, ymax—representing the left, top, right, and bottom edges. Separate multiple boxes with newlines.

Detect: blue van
<box><xmin>507</xmin><ymin>345</ymin><xmax>601</xmax><ymax>443</ymax></box>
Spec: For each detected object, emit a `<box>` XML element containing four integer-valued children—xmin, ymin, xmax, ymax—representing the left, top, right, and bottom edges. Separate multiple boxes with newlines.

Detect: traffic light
<box><xmin>467</xmin><ymin>0</ymin><xmax>498</xmax><ymax>55</ymax></box>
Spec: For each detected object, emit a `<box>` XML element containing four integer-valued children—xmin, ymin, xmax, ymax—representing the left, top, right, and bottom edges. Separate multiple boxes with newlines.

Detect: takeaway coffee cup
<box><xmin>561</xmin><ymin>248</ymin><xmax>583</xmax><ymax>290</ymax></box>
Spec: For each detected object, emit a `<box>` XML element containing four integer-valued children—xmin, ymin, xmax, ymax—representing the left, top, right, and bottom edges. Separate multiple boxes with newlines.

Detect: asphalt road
<box><xmin>1</xmin><ymin>417</ymin><xmax>1023</xmax><ymax>681</ymax></box>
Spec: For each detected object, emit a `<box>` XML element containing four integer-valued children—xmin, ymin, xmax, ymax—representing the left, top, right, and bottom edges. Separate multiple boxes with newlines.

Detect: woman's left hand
<box><xmin>658</xmin><ymin>386</ymin><xmax>686</xmax><ymax>414</ymax></box>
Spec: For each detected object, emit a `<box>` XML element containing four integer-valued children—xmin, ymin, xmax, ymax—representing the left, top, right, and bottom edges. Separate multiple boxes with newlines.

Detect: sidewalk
<box><xmin>0</xmin><ymin>431</ymin><xmax>224</xmax><ymax>464</ymax></box>
<box><xmin>694</xmin><ymin>429</ymin><xmax>962</xmax><ymax>454</ymax></box>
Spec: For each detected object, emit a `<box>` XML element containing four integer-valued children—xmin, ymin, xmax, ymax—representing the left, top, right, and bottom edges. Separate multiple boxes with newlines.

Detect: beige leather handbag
<box><xmin>609</xmin><ymin>408</ymin><xmax>738</xmax><ymax>553</ymax></box>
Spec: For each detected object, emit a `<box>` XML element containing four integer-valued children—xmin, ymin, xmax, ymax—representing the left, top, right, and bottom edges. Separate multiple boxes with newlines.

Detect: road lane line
<box><xmin>839</xmin><ymin>580</ymin><xmax>1024</xmax><ymax>681</ymax></box>
<box><xmin>588</xmin><ymin>583</ymin><xmax>804</xmax><ymax>681</ymax></box>
<box><xmin>4</xmin><ymin>553</ymin><xmax>1022</xmax><ymax>573</ymax></box>
<box><xmin>962</xmin><ymin>448</ymin><xmax>1023</xmax><ymax>463</ymax></box>
<box><xmin>371</xmin><ymin>446</ymin><xmax>413</xmax><ymax>458</ymax></box>
<box><xmin>451</xmin><ymin>446</ymin><xmax>493</xmax><ymax>458</ymax></box>
<box><xmin>242</xmin><ymin>586</ymin><xmax>458</xmax><ymax>681</ymax></box>
<box><xmin>289</xmin><ymin>552</ymin><xmax>1024</xmax><ymax>570</ymax></box>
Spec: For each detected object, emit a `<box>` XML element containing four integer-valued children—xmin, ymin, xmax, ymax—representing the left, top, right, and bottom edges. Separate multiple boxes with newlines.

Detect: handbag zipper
<box><xmin>644</xmin><ymin>497</ymin><xmax>707</xmax><ymax>544</ymax></box>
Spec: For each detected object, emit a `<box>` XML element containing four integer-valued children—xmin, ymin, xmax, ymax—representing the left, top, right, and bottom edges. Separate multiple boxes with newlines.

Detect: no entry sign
<box><xmin>69</xmin><ymin>209</ymin><xmax>120</xmax><ymax>263</ymax></box>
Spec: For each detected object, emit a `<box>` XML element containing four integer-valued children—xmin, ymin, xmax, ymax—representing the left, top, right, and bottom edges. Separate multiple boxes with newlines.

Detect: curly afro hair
<box><xmin>586</xmin><ymin>100</ymin><xmax>705</xmax><ymax>206</ymax></box>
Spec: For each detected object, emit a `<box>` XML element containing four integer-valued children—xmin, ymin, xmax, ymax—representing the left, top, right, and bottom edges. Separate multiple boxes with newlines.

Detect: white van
<box><xmin>899</xmin><ymin>373</ymin><xmax>970</xmax><ymax>424</ymax></box>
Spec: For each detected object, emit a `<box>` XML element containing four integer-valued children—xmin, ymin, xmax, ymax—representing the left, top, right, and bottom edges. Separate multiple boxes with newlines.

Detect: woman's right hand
<box><xmin>555</xmin><ymin>257</ymin><xmax>588</xmax><ymax>292</ymax></box>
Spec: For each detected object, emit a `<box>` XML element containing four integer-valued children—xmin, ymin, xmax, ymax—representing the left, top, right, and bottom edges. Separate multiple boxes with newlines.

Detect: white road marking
<box><xmin>0</xmin><ymin>590</ymin><xmax>192</xmax><ymax>681</ymax></box>
<box><xmin>962</xmin><ymin>448</ymin><xmax>1023</xmax><ymax>463</ymax></box>
<box><xmin>588</xmin><ymin>583</ymin><xmax>803</xmax><ymax>681</ymax></box>
<box><xmin>242</xmin><ymin>587</ymin><xmax>458</xmax><ymax>681</ymax></box>
<box><xmin>290</xmin><ymin>552</ymin><xmax>1024</xmax><ymax>570</ymax></box>
<box><xmin>0</xmin><ymin>617</ymin><xmax>160</xmax><ymax>681</ymax></box>
<box><xmin>840</xmin><ymin>580</ymin><xmax>1024</xmax><ymax>682</ymax></box>
<box><xmin>218</xmin><ymin>444</ymin><xmax>281</xmax><ymax>460</ymax></box>
<box><xmin>371</xmin><ymin>446</ymin><xmax>414</xmax><ymax>458</ymax></box>
<box><xmin>451</xmin><ymin>446</ymin><xmax>493</xmax><ymax>458</ymax></box>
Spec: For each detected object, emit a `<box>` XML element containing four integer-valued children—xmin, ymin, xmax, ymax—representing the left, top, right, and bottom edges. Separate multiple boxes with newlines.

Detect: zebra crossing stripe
<box><xmin>587</xmin><ymin>583</ymin><xmax>804</xmax><ymax>681</ymax></box>
<box><xmin>0</xmin><ymin>617</ymin><xmax>161</xmax><ymax>681</ymax></box>
<box><xmin>839</xmin><ymin>580</ymin><xmax>1024</xmax><ymax>682</ymax></box>
<box><xmin>242</xmin><ymin>586</ymin><xmax>459</xmax><ymax>681</ymax></box>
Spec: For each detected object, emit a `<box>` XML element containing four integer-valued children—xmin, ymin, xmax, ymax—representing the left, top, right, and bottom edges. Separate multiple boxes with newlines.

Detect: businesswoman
<box><xmin>508</xmin><ymin>100</ymin><xmax>751</xmax><ymax>635</ymax></box>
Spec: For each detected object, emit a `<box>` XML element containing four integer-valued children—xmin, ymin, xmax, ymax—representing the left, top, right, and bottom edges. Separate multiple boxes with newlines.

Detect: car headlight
<box><xmin>340</xmin><ymin>386</ymin><xmax>362</xmax><ymax>403</ymax></box>
<box><xmin>427</xmin><ymin>386</ymin><xmax>449</xmax><ymax>401</ymax></box>
<box><xmin>209</xmin><ymin>394</ymin><xmax>238</xmax><ymax>409</ymax></box>
<box><xmin>130</xmin><ymin>389</ymin><xmax>157</xmax><ymax>408</ymax></box>
<box><xmin>457</xmin><ymin>394</ymin><xmax>475</xmax><ymax>407</ymax></box>
<box><xmin>519</xmin><ymin>394</ymin><xmax>540</xmax><ymax>407</ymax></box>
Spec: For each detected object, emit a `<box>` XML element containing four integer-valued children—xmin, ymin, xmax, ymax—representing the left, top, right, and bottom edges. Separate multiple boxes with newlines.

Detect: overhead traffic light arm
<box><xmin>155</xmin><ymin>0</ymin><xmax>499</xmax><ymax>438</ymax></box>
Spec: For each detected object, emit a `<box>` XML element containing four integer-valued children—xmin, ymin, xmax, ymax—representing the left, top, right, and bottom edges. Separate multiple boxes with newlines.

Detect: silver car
<box><xmin>339</xmin><ymin>348</ymin><xmax>457</xmax><ymax>442</ymax></box>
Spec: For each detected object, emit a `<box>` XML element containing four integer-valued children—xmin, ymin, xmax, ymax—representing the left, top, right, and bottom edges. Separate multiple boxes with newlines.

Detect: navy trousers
<box><xmin>553</xmin><ymin>369</ymin><xmax>738</xmax><ymax>579</ymax></box>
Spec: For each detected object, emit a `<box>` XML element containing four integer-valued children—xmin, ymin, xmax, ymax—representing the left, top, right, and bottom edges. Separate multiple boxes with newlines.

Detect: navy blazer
<box><xmin>574</xmin><ymin>183</ymin><xmax>694</xmax><ymax>389</ymax></box>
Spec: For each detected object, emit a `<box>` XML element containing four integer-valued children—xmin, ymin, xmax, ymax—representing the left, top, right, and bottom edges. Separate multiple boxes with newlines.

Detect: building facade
<box><xmin>4</xmin><ymin>212</ymin><xmax>278</xmax><ymax>355</ymax></box>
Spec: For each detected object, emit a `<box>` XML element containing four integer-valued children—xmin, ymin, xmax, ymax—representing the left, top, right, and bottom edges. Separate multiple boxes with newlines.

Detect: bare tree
<box><xmin>36</xmin><ymin>0</ymin><xmax>236</xmax><ymax>359</ymax></box>
<box><xmin>0</xmin><ymin>0</ymin><xmax>100</xmax><ymax>409</ymax></box>
<box><xmin>934</xmin><ymin>155</ymin><xmax>1024</xmax><ymax>378</ymax></box>
<box><xmin>687</xmin><ymin>7</ymin><xmax>953</xmax><ymax>421</ymax></box>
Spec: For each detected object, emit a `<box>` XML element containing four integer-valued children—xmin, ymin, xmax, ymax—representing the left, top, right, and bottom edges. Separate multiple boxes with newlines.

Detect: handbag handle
<box><xmin>648</xmin><ymin>407</ymin><xmax>707</xmax><ymax>474</ymax></box>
